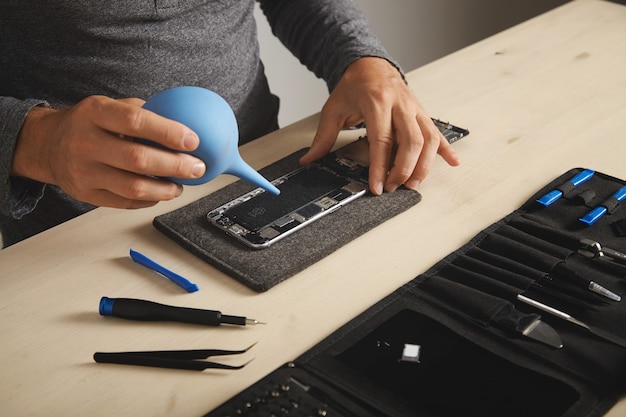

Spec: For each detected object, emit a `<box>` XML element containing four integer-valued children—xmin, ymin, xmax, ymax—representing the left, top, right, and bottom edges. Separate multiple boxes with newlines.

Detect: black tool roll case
<box><xmin>203</xmin><ymin>168</ymin><xmax>626</xmax><ymax>417</ymax></box>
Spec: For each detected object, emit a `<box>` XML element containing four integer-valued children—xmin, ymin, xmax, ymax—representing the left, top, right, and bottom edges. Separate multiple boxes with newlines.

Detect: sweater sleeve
<box><xmin>257</xmin><ymin>0</ymin><xmax>403</xmax><ymax>92</ymax></box>
<box><xmin>0</xmin><ymin>96</ymin><xmax>48</xmax><ymax>218</ymax></box>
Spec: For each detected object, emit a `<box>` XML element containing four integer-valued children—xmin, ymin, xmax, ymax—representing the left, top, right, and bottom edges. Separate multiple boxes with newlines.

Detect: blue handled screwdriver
<box><xmin>99</xmin><ymin>297</ymin><xmax>264</xmax><ymax>326</ymax></box>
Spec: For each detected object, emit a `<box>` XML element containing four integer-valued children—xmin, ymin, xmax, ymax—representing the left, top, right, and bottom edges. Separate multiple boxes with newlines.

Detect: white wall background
<box><xmin>254</xmin><ymin>0</ymin><xmax>569</xmax><ymax>127</ymax></box>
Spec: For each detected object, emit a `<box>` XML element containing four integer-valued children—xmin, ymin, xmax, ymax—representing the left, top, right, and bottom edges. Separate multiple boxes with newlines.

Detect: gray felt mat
<box><xmin>153</xmin><ymin>148</ymin><xmax>421</xmax><ymax>292</ymax></box>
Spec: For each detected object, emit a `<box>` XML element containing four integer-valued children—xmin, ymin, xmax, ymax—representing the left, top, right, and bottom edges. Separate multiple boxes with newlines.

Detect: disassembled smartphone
<box><xmin>431</xmin><ymin>118</ymin><xmax>470</xmax><ymax>144</ymax></box>
<box><xmin>206</xmin><ymin>119</ymin><xmax>469</xmax><ymax>249</ymax></box>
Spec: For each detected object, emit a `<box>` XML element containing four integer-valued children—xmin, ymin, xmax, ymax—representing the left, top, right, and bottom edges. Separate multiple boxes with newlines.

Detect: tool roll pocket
<box><xmin>204</xmin><ymin>169</ymin><xmax>626</xmax><ymax>417</ymax></box>
<box><xmin>296</xmin><ymin>278</ymin><xmax>591</xmax><ymax>417</ymax></box>
<box><xmin>296</xmin><ymin>169</ymin><xmax>626</xmax><ymax>417</ymax></box>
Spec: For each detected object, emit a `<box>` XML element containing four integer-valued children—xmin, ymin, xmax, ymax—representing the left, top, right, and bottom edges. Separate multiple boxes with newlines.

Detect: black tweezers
<box><xmin>93</xmin><ymin>344</ymin><xmax>255</xmax><ymax>371</ymax></box>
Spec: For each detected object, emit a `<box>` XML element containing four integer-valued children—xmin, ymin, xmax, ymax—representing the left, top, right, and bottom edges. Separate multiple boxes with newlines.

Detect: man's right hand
<box><xmin>11</xmin><ymin>96</ymin><xmax>206</xmax><ymax>209</ymax></box>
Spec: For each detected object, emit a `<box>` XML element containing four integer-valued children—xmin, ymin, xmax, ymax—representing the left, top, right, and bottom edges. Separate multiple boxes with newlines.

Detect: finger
<box><xmin>437</xmin><ymin>135</ymin><xmax>461</xmax><ymax>167</ymax></box>
<box><xmin>101</xmin><ymin>168</ymin><xmax>184</xmax><ymax>203</ymax></box>
<box><xmin>384</xmin><ymin>108</ymin><xmax>423</xmax><ymax>192</ymax></box>
<box><xmin>403</xmin><ymin>130</ymin><xmax>438</xmax><ymax>189</ymax></box>
<box><xmin>404</xmin><ymin>117</ymin><xmax>459</xmax><ymax>190</ymax></box>
<box><xmin>89</xmin><ymin>97</ymin><xmax>200</xmax><ymax>152</ymax></box>
<box><xmin>73</xmin><ymin>188</ymin><xmax>161</xmax><ymax>210</ymax></box>
<box><xmin>117</xmin><ymin>97</ymin><xmax>146</xmax><ymax>107</ymax></box>
<box><xmin>74</xmin><ymin>163</ymin><xmax>185</xmax><ymax>207</ymax></box>
<box><xmin>85</xmin><ymin>132</ymin><xmax>206</xmax><ymax>180</ymax></box>
<box><xmin>365</xmin><ymin>107</ymin><xmax>394</xmax><ymax>196</ymax></box>
<box><xmin>299</xmin><ymin>105</ymin><xmax>344</xmax><ymax>166</ymax></box>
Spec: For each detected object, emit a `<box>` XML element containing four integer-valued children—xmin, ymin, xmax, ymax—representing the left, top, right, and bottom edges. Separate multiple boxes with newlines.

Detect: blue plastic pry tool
<box><xmin>536</xmin><ymin>169</ymin><xmax>595</xmax><ymax>207</ymax></box>
<box><xmin>129</xmin><ymin>248</ymin><xmax>199</xmax><ymax>292</ymax></box>
<box><xmin>580</xmin><ymin>185</ymin><xmax>626</xmax><ymax>226</ymax></box>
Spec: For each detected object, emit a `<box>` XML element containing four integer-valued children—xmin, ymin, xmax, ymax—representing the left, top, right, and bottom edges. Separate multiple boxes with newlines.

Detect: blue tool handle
<box><xmin>536</xmin><ymin>190</ymin><xmax>563</xmax><ymax>207</ymax></box>
<box><xmin>99</xmin><ymin>297</ymin><xmax>222</xmax><ymax>326</ymax></box>
<box><xmin>536</xmin><ymin>169</ymin><xmax>595</xmax><ymax>207</ymax></box>
<box><xmin>580</xmin><ymin>185</ymin><xmax>626</xmax><ymax>226</ymax></box>
<box><xmin>580</xmin><ymin>207</ymin><xmax>607</xmax><ymax>226</ymax></box>
<box><xmin>569</xmin><ymin>169</ymin><xmax>595</xmax><ymax>186</ymax></box>
<box><xmin>129</xmin><ymin>248</ymin><xmax>199</xmax><ymax>292</ymax></box>
<box><xmin>614</xmin><ymin>185</ymin><xmax>626</xmax><ymax>201</ymax></box>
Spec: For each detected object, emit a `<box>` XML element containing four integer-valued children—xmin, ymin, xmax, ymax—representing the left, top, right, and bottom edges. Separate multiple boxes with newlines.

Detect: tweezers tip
<box><xmin>244</xmin><ymin>342</ymin><xmax>258</xmax><ymax>352</ymax></box>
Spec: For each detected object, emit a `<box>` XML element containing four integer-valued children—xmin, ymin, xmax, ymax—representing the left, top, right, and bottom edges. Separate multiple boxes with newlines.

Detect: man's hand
<box><xmin>11</xmin><ymin>96</ymin><xmax>206</xmax><ymax>208</ymax></box>
<box><xmin>300</xmin><ymin>57</ymin><xmax>460</xmax><ymax>195</ymax></box>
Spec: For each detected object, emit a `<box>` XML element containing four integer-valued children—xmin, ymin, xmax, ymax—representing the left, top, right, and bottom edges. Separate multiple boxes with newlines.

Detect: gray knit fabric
<box><xmin>0</xmin><ymin>0</ymin><xmax>398</xmax><ymax>246</ymax></box>
<box><xmin>154</xmin><ymin>148</ymin><xmax>421</xmax><ymax>292</ymax></box>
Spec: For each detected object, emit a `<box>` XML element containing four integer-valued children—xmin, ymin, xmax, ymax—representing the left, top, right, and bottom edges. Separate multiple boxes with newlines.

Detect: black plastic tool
<box><xmin>99</xmin><ymin>297</ymin><xmax>264</xmax><ymax>326</ymax></box>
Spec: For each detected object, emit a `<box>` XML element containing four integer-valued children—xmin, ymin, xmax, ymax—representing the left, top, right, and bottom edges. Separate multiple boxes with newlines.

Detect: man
<box><xmin>0</xmin><ymin>0</ymin><xmax>459</xmax><ymax>247</ymax></box>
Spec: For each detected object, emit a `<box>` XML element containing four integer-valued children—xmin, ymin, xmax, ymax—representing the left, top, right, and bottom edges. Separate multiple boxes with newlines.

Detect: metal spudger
<box><xmin>99</xmin><ymin>297</ymin><xmax>265</xmax><ymax>327</ymax></box>
<box><xmin>517</xmin><ymin>294</ymin><xmax>626</xmax><ymax>349</ymax></box>
<box><xmin>420</xmin><ymin>278</ymin><xmax>563</xmax><ymax>348</ymax></box>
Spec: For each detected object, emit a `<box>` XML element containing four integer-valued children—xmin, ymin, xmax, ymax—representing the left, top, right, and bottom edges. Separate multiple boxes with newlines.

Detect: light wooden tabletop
<box><xmin>1</xmin><ymin>1</ymin><xmax>625</xmax><ymax>416</ymax></box>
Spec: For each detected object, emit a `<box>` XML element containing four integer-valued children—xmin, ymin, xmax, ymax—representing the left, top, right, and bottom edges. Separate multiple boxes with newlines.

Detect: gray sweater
<box><xmin>0</xmin><ymin>0</ymin><xmax>397</xmax><ymax>246</ymax></box>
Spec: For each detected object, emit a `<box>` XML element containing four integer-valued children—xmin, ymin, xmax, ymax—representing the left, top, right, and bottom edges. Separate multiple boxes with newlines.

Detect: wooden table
<box><xmin>1</xmin><ymin>1</ymin><xmax>625</xmax><ymax>415</ymax></box>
